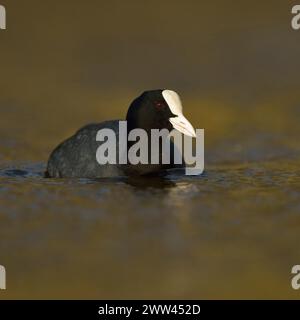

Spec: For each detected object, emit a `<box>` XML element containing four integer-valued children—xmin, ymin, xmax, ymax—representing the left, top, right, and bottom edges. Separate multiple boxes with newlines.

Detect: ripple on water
<box><xmin>0</xmin><ymin>159</ymin><xmax>300</xmax><ymax>299</ymax></box>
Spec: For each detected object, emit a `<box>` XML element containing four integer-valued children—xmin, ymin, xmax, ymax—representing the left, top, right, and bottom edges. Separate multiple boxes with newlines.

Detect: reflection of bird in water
<box><xmin>46</xmin><ymin>90</ymin><xmax>195</xmax><ymax>178</ymax></box>
<box><xmin>125</xmin><ymin>174</ymin><xmax>177</xmax><ymax>190</ymax></box>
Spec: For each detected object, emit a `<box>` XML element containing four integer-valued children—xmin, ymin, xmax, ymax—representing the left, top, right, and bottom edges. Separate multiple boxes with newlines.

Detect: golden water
<box><xmin>0</xmin><ymin>1</ymin><xmax>300</xmax><ymax>299</ymax></box>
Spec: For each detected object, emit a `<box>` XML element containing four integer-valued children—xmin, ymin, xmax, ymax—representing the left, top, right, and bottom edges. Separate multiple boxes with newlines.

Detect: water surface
<box><xmin>0</xmin><ymin>0</ymin><xmax>300</xmax><ymax>299</ymax></box>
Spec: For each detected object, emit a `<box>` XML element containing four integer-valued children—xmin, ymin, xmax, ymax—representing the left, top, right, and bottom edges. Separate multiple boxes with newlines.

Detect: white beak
<box><xmin>162</xmin><ymin>89</ymin><xmax>196</xmax><ymax>138</ymax></box>
<box><xmin>169</xmin><ymin>113</ymin><xmax>196</xmax><ymax>138</ymax></box>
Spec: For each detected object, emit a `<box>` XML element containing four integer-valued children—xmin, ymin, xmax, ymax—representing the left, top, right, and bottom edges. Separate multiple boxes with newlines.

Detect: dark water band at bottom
<box><xmin>0</xmin><ymin>300</ymin><xmax>298</xmax><ymax>318</ymax></box>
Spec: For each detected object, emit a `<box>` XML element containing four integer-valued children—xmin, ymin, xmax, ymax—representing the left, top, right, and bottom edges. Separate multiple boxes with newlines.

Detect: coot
<box><xmin>46</xmin><ymin>89</ymin><xmax>196</xmax><ymax>178</ymax></box>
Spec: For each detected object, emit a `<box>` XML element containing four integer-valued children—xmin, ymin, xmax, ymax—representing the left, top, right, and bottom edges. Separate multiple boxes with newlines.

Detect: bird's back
<box><xmin>46</xmin><ymin>120</ymin><xmax>123</xmax><ymax>178</ymax></box>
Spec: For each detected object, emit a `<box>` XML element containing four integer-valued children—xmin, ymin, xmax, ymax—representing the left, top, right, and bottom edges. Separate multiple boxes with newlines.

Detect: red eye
<box><xmin>154</xmin><ymin>101</ymin><xmax>166</xmax><ymax>110</ymax></box>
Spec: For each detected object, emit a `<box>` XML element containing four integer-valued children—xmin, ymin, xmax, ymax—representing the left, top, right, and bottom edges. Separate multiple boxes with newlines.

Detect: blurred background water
<box><xmin>0</xmin><ymin>0</ymin><xmax>300</xmax><ymax>298</ymax></box>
